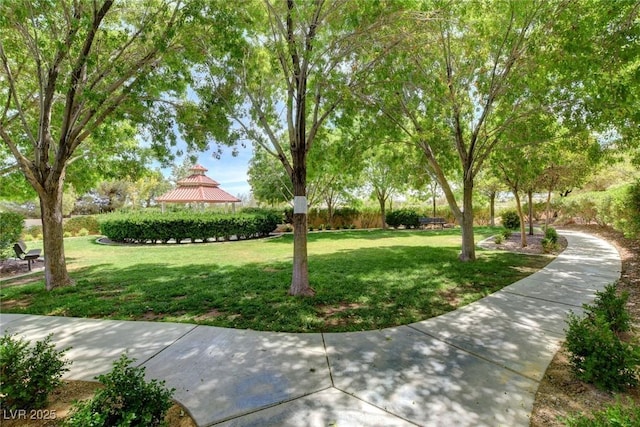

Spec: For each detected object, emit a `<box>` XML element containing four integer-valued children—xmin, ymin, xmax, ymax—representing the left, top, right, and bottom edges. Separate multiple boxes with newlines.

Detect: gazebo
<box><xmin>156</xmin><ymin>164</ymin><xmax>241</xmax><ymax>212</ymax></box>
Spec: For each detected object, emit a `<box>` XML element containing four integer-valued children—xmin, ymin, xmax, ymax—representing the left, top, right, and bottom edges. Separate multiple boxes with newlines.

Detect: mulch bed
<box><xmin>0</xmin><ymin>258</ymin><xmax>45</xmax><ymax>280</ymax></box>
<box><xmin>479</xmin><ymin>231</ymin><xmax>568</xmax><ymax>255</ymax></box>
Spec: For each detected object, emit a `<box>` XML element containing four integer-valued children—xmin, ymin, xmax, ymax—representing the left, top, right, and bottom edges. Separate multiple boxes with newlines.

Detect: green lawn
<box><xmin>0</xmin><ymin>228</ymin><xmax>554</xmax><ymax>332</ymax></box>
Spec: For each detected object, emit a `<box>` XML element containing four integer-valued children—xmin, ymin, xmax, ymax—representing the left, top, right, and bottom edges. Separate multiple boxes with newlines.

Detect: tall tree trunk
<box><xmin>288</xmin><ymin>145</ymin><xmax>314</xmax><ymax>296</ymax></box>
<box><xmin>377</xmin><ymin>190</ymin><xmax>387</xmax><ymax>229</ymax></box>
<box><xmin>39</xmin><ymin>184</ymin><xmax>74</xmax><ymax>291</ymax></box>
<box><xmin>489</xmin><ymin>191</ymin><xmax>496</xmax><ymax>227</ymax></box>
<box><xmin>513</xmin><ymin>189</ymin><xmax>528</xmax><ymax>248</ymax></box>
<box><xmin>290</xmin><ymin>210</ymin><xmax>311</xmax><ymax>296</ymax></box>
<box><xmin>545</xmin><ymin>187</ymin><xmax>553</xmax><ymax>228</ymax></box>
<box><xmin>459</xmin><ymin>178</ymin><xmax>476</xmax><ymax>261</ymax></box>
<box><xmin>528</xmin><ymin>189</ymin><xmax>534</xmax><ymax>235</ymax></box>
<box><xmin>432</xmin><ymin>193</ymin><xmax>436</xmax><ymax>217</ymax></box>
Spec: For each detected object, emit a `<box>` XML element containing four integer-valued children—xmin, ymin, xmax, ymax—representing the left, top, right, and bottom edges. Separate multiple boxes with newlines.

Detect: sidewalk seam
<box><xmin>138</xmin><ymin>324</ymin><xmax>199</xmax><ymax>367</ymax></box>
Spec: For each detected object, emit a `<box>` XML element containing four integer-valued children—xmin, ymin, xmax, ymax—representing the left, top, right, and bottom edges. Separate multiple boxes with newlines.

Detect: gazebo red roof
<box><xmin>156</xmin><ymin>165</ymin><xmax>240</xmax><ymax>203</ymax></box>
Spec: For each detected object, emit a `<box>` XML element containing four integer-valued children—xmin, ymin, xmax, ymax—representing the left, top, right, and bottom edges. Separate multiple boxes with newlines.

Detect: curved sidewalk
<box><xmin>0</xmin><ymin>231</ymin><xmax>621</xmax><ymax>426</ymax></box>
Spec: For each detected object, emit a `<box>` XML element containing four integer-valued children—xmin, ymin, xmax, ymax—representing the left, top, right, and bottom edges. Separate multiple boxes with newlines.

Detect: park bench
<box><xmin>13</xmin><ymin>240</ymin><xmax>41</xmax><ymax>271</ymax></box>
<box><xmin>419</xmin><ymin>217</ymin><xmax>447</xmax><ymax>229</ymax></box>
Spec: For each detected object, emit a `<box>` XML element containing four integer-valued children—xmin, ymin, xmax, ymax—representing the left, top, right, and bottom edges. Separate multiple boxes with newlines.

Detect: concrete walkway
<box><xmin>0</xmin><ymin>231</ymin><xmax>621</xmax><ymax>426</ymax></box>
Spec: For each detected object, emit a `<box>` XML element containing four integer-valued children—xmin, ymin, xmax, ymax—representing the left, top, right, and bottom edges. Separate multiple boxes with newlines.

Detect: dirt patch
<box><xmin>0</xmin><ymin>297</ymin><xmax>33</xmax><ymax>310</ymax></box>
<box><xmin>1</xmin><ymin>381</ymin><xmax>196</xmax><ymax>427</ymax></box>
<box><xmin>194</xmin><ymin>309</ymin><xmax>225</xmax><ymax>321</ymax></box>
<box><xmin>0</xmin><ymin>258</ymin><xmax>45</xmax><ymax>282</ymax></box>
<box><xmin>529</xmin><ymin>224</ymin><xmax>640</xmax><ymax>426</ymax></box>
<box><xmin>317</xmin><ymin>302</ymin><xmax>364</xmax><ymax>327</ymax></box>
<box><xmin>438</xmin><ymin>288</ymin><xmax>463</xmax><ymax>306</ymax></box>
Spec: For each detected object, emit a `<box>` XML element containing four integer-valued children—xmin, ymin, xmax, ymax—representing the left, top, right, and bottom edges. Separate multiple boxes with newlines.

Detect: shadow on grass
<box><xmin>266</xmin><ymin>227</ymin><xmax>466</xmax><ymax>244</ymax></box>
<box><xmin>0</xmin><ymin>243</ymin><xmax>551</xmax><ymax>333</ymax></box>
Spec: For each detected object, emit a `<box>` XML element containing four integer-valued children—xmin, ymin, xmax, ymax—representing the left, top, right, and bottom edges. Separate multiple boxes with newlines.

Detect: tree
<box><xmin>308</xmin><ymin>127</ymin><xmax>364</xmax><ymax>227</ymax></box>
<box><xmin>542</xmin><ymin>0</ymin><xmax>640</xmax><ymax>160</ymax></box>
<box><xmin>248</xmin><ymin>146</ymin><xmax>295</xmax><ymax>206</ymax></box>
<box><xmin>476</xmin><ymin>172</ymin><xmax>504</xmax><ymax>227</ymax></box>
<box><xmin>0</xmin><ymin>1</ymin><xmax>199</xmax><ymax>290</ymax></box>
<box><xmin>536</xmin><ymin>131</ymin><xmax>600</xmax><ymax>227</ymax></box>
<box><xmin>362</xmin><ymin>144</ymin><xmax>411</xmax><ymax>229</ymax></box>
<box><xmin>132</xmin><ymin>171</ymin><xmax>171</xmax><ymax>208</ymax></box>
<box><xmin>194</xmin><ymin>0</ymin><xmax>390</xmax><ymax>296</ymax></box>
<box><xmin>361</xmin><ymin>0</ymin><xmax>566</xmax><ymax>260</ymax></box>
<box><xmin>491</xmin><ymin>141</ymin><xmax>540</xmax><ymax>248</ymax></box>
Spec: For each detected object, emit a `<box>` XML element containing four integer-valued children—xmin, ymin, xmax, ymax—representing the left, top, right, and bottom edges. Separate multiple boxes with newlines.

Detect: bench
<box><xmin>419</xmin><ymin>217</ymin><xmax>447</xmax><ymax>229</ymax></box>
<box><xmin>13</xmin><ymin>240</ymin><xmax>41</xmax><ymax>271</ymax></box>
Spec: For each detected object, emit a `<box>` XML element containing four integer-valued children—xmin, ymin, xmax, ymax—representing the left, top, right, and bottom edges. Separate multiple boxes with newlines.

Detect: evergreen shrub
<box><xmin>565</xmin><ymin>283</ymin><xmax>640</xmax><ymax>391</ymax></box>
<box><xmin>65</xmin><ymin>354</ymin><xmax>174</xmax><ymax>427</ymax></box>
<box><xmin>541</xmin><ymin>226</ymin><xmax>559</xmax><ymax>253</ymax></box>
<box><xmin>0</xmin><ymin>212</ymin><xmax>24</xmax><ymax>260</ymax></box>
<box><xmin>500</xmin><ymin>210</ymin><xmax>520</xmax><ymax>230</ymax></box>
<box><xmin>0</xmin><ymin>333</ymin><xmax>70</xmax><ymax>410</ymax></box>
<box><xmin>385</xmin><ymin>209</ymin><xmax>420</xmax><ymax>229</ymax></box>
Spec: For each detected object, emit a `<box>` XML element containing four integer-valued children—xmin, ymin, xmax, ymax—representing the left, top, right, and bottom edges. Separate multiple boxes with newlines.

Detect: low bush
<box><xmin>501</xmin><ymin>228</ymin><xmax>512</xmax><ymax>239</ymax></box>
<box><xmin>0</xmin><ymin>333</ymin><xmax>70</xmax><ymax>410</ymax></box>
<box><xmin>494</xmin><ymin>234</ymin><xmax>504</xmax><ymax>244</ymax></box>
<box><xmin>590</xmin><ymin>283</ymin><xmax>631</xmax><ymax>333</ymax></box>
<box><xmin>541</xmin><ymin>226</ymin><xmax>559</xmax><ymax>253</ymax></box>
<box><xmin>0</xmin><ymin>212</ymin><xmax>24</xmax><ymax>260</ymax></box>
<box><xmin>24</xmin><ymin>225</ymin><xmax>43</xmax><ymax>240</ymax></box>
<box><xmin>565</xmin><ymin>283</ymin><xmax>640</xmax><ymax>391</ymax></box>
<box><xmin>65</xmin><ymin>354</ymin><xmax>174</xmax><ymax>427</ymax></box>
<box><xmin>500</xmin><ymin>210</ymin><xmax>520</xmax><ymax>230</ymax></box>
<box><xmin>544</xmin><ymin>226</ymin><xmax>558</xmax><ymax>244</ymax></box>
<box><xmin>386</xmin><ymin>209</ymin><xmax>420</xmax><ymax>229</ymax></box>
<box><xmin>565</xmin><ymin>313</ymin><xmax>639</xmax><ymax>391</ymax></box>
<box><xmin>64</xmin><ymin>216</ymin><xmax>100</xmax><ymax>236</ymax></box>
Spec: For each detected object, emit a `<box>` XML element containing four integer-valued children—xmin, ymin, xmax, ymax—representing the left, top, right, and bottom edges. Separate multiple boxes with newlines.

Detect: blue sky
<box><xmin>199</xmin><ymin>144</ymin><xmax>253</xmax><ymax>197</ymax></box>
<box><xmin>162</xmin><ymin>143</ymin><xmax>253</xmax><ymax>198</ymax></box>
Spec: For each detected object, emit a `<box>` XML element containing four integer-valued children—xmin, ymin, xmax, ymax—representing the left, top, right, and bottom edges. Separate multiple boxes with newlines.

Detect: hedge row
<box><xmin>556</xmin><ymin>181</ymin><xmax>640</xmax><ymax>238</ymax></box>
<box><xmin>99</xmin><ymin>211</ymin><xmax>280</xmax><ymax>243</ymax></box>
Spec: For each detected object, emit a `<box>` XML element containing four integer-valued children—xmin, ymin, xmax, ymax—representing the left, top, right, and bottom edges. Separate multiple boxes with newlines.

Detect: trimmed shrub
<box><xmin>385</xmin><ymin>209</ymin><xmax>420</xmax><ymax>229</ymax></box>
<box><xmin>99</xmin><ymin>211</ymin><xmax>279</xmax><ymax>243</ymax></box>
<box><xmin>0</xmin><ymin>333</ymin><xmax>70</xmax><ymax>410</ymax></box>
<box><xmin>65</xmin><ymin>354</ymin><xmax>174</xmax><ymax>427</ymax></box>
<box><xmin>0</xmin><ymin>212</ymin><xmax>24</xmax><ymax>260</ymax></box>
<box><xmin>500</xmin><ymin>210</ymin><xmax>520</xmax><ymax>230</ymax></box>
